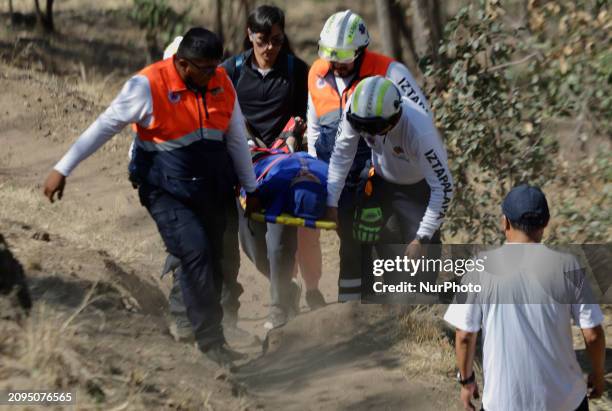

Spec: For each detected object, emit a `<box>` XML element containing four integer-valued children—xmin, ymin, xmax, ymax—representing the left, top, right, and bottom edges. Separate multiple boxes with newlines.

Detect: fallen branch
<box><xmin>60</xmin><ymin>281</ymin><xmax>99</xmax><ymax>332</ymax></box>
<box><xmin>486</xmin><ymin>52</ymin><xmax>539</xmax><ymax>73</ymax></box>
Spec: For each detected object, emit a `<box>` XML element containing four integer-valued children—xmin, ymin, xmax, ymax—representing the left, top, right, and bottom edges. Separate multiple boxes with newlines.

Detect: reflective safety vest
<box><xmin>131</xmin><ymin>58</ymin><xmax>238</xmax><ymax>203</ymax></box>
<box><xmin>308</xmin><ymin>50</ymin><xmax>393</xmax><ymax>184</ymax></box>
<box><xmin>308</xmin><ymin>50</ymin><xmax>393</xmax><ymax>129</ymax></box>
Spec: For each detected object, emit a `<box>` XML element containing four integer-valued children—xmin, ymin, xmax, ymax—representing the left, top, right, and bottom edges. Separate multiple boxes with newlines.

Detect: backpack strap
<box><xmin>228</xmin><ymin>54</ymin><xmax>244</xmax><ymax>89</ymax></box>
<box><xmin>287</xmin><ymin>53</ymin><xmax>295</xmax><ymax>106</ymax></box>
<box><xmin>256</xmin><ymin>154</ymin><xmax>290</xmax><ymax>182</ymax></box>
<box><xmin>290</xmin><ymin>157</ymin><xmax>321</xmax><ymax>186</ymax></box>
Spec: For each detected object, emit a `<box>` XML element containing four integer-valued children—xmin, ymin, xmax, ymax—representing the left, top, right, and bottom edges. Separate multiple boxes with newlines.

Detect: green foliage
<box><xmin>548</xmin><ymin>151</ymin><xmax>611</xmax><ymax>243</ymax></box>
<box><xmin>423</xmin><ymin>0</ymin><xmax>557</xmax><ymax>242</ymax></box>
<box><xmin>131</xmin><ymin>0</ymin><xmax>189</xmax><ymax>51</ymax></box>
<box><xmin>423</xmin><ymin>0</ymin><xmax>610</xmax><ymax>243</ymax></box>
<box><xmin>521</xmin><ymin>1</ymin><xmax>611</xmax><ymax>140</ymax></box>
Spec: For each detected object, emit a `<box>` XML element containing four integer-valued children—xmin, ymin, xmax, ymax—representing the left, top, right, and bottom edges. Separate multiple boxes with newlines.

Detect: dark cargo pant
<box><xmin>362</xmin><ymin>177</ymin><xmax>441</xmax><ymax>298</ymax></box>
<box><xmin>338</xmin><ymin>178</ymin><xmax>441</xmax><ymax>301</ymax></box>
<box><xmin>337</xmin><ymin>186</ymin><xmax>368</xmax><ymax>301</ymax></box>
<box><xmin>166</xmin><ymin>203</ymin><xmax>242</xmax><ymax>325</ymax></box>
<box><xmin>139</xmin><ymin>183</ymin><xmax>226</xmax><ymax>350</ymax></box>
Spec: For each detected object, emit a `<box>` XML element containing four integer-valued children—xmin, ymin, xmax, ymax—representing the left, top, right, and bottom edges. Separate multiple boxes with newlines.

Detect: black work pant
<box><xmin>364</xmin><ymin>177</ymin><xmax>441</xmax><ymax>296</ymax></box>
<box><xmin>337</xmin><ymin>177</ymin><xmax>441</xmax><ymax>301</ymax></box>
<box><xmin>167</xmin><ymin>202</ymin><xmax>242</xmax><ymax>323</ymax></box>
<box><xmin>139</xmin><ymin>183</ymin><xmax>225</xmax><ymax>350</ymax></box>
<box><xmin>337</xmin><ymin>186</ymin><xmax>369</xmax><ymax>301</ymax></box>
<box><xmin>219</xmin><ymin>203</ymin><xmax>242</xmax><ymax>315</ymax></box>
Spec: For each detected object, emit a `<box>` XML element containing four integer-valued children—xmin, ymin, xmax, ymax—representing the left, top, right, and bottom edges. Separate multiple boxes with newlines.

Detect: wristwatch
<box><xmin>415</xmin><ymin>234</ymin><xmax>431</xmax><ymax>244</ymax></box>
<box><xmin>456</xmin><ymin>371</ymin><xmax>475</xmax><ymax>386</ymax></box>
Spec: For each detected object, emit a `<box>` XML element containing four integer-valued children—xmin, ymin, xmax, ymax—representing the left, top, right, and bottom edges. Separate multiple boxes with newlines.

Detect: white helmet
<box><xmin>347</xmin><ymin>76</ymin><xmax>402</xmax><ymax>134</ymax></box>
<box><xmin>318</xmin><ymin>10</ymin><xmax>369</xmax><ymax>63</ymax></box>
<box><xmin>163</xmin><ymin>36</ymin><xmax>183</xmax><ymax>59</ymax></box>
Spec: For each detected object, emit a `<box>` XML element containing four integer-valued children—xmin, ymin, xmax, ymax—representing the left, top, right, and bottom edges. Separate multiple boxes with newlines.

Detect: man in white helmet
<box><xmin>326</xmin><ymin>76</ymin><xmax>453</xmax><ymax>298</ymax></box>
<box><xmin>307</xmin><ymin>10</ymin><xmax>431</xmax><ymax>301</ymax></box>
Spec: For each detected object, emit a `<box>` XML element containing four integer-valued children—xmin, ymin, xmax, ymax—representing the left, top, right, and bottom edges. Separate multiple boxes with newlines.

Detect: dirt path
<box><xmin>1</xmin><ymin>16</ymin><xmax>610</xmax><ymax>408</ymax></box>
<box><xmin>0</xmin><ymin>62</ymin><xmax>467</xmax><ymax>410</ymax></box>
<box><xmin>0</xmin><ymin>218</ymin><xmax>460</xmax><ymax>411</ymax></box>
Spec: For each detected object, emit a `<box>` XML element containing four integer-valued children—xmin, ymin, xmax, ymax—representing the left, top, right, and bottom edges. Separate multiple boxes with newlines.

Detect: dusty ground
<box><xmin>0</xmin><ymin>1</ymin><xmax>611</xmax><ymax>410</ymax></box>
<box><xmin>0</xmin><ymin>57</ymin><xmax>464</xmax><ymax>409</ymax></box>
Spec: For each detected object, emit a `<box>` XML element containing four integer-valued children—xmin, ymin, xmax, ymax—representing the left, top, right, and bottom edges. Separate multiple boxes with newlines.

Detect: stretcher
<box><xmin>250</xmin><ymin>211</ymin><xmax>337</xmax><ymax>230</ymax></box>
<box><xmin>239</xmin><ymin>195</ymin><xmax>337</xmax><ymax>230</ymax></box>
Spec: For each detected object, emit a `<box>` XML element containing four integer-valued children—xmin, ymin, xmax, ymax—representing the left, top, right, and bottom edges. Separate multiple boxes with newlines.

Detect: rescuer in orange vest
<box><xmin>42</xmin><ymin>28</ymin><xmax>259</xmax><ymax>370</ymax></box>
<box><xmin>306</xmin><ymin>10</ymin><xmax>431</xmax><ymax>301</ymax></box>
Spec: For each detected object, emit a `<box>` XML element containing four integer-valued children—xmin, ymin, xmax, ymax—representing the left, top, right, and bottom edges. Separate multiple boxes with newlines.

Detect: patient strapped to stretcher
<box><xmin>242</xmin><ymin>147</ymin><xmax>332</xmax><ymax>229</ymax></box>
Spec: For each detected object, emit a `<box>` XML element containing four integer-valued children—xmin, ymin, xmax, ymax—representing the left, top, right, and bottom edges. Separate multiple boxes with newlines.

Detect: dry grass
<box><xmin>0</xmin><ymin>181</ymin><xmax>160</xmax><ymax>269</ymax></box>
<box><xmin>0</xmin><ymin>286</ymin><xmax>161</xmax><ymax>410</ymax></box>
<box><xmin>392</xmin><ymin>306</ymin><xmax>456</xmax><ymax>380</ymax></box>
<box><xmin>0</xmin><ymin>290</ymin><xmax>100</xmax><ymax>409</ymax></box>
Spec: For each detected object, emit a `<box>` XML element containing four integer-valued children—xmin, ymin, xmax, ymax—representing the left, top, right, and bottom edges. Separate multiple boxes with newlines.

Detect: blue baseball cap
<box><xmin>502</xmin><ymin>184</ymin><xmax>550</xmax><ymax>226</ymax></box>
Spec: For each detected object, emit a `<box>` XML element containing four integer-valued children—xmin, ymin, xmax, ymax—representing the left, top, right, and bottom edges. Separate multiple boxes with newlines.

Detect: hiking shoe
<box><xmin>168</xmin><ymin>319</ymin><xmax>195</xmax><ymax>343</ymax></box>
<box><xmin>221</xmin><ymin>344</ymin><xmax>248</xmax><ymax>361</ymax></box>
<box><xmin>224</xmin><ymin>324</ymin><xmax>251</xmax><ymax>340</ymax></box>
<box><xmin>202</xmin><ymin>344</ymin><xmax>245</xmax><ymax>371</ymax></box>
<box><xmin>263</xmin><ymin>307</ymin><xmax>288</xmax><ymax>331</ymax></box>
<box><xmin>222</xmin><ymin>308</ymin><xmax>239</xmax><ymax>329</ymax></box>
<box><xmin>305</xmin><ymin>289</ymin><xmax>326</xmax><ymax>311</ymax></box>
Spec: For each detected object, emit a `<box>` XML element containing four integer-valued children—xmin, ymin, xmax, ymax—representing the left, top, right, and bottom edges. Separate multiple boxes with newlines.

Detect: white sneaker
<box><xmin>263</xmin><ymin>307</ymin><xmax>288</xmax><ymax>330</ymax></box>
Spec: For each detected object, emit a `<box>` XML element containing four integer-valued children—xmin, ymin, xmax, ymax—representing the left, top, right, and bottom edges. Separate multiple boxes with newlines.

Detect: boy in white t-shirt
<box><xmin>444</xmin><ymin>185</ymin><xmax>606</xmax><ymax>411</ymax></box>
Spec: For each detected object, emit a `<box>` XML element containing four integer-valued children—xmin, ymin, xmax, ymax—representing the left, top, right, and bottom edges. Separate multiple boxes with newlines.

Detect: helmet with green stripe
<box><xmin>318</xmin><ymin>10</ymin><xmax>369</xmax><ymax>64</ymax></box>
<box><xmin>347</xmin><ymin>76</ymin><xmax>403</xmax><ymax>135</ymax></box>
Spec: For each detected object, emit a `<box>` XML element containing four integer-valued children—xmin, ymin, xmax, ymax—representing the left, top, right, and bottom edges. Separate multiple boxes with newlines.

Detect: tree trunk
<box><xmin>391</xmin><ymin>1</ymin><xmax>420</xmax><ymax>75</ymax></box>
<box><xmin>428</xmin><ymin>0</ymin><xmax>443</xmax><ymax>51</ymax></box>
<box><xmin>375</xmin><ymin>0</ymin><xmax>403</xmax><ymax>61</ymax></box>
<box><xmin>44</xmin><ymin>0</ymin><xmax>53</xmax><ymax>31</ymax></box>
<box><xmin>215</xmin><ymin>0</ymin><xmax>224</xmax><ymax>44</ymax></box>
<box><xmin>410</xmin><ymin>0</ymin><xmax>441</xmax><ymax>66</ymax></box>
<box><xmin>33</xmin><ymin>0</ymin><xmax>54</xmax><ymax>32</ymax></box>
<box><xmin>33</xmin><ymin>0</ymin><xmax>42</xmax><ymax>25</ymax></box>
<box><xmin>8</xmin><ymin>0</ymin><xmax>14</xmax><ymax>24</ymax></box>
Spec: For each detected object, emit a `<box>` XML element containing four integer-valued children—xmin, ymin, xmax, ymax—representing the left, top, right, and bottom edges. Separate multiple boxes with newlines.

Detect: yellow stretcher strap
<box><xmin>239</xmin><ymin>196</ymin><xmax>336</xmax><ymax>230</ymax></box>
<box><xmin>249</xmin><ymin>212</ymin><xmax>337</xmax><ymax>230</ymax></box>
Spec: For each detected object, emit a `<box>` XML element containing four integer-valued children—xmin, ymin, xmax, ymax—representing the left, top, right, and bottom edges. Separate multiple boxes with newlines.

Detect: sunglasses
<box><xmin>252</xmin><ymin>34</ymin><xmax>284</xmax><ymax>48</ymax></box>
<box><xmin>318</xmin><ymin>45</ymin><xmax>358</xmax><ymax>64</ymax></box>
<box><xmin>347</xmin><ymin>110</ymin><xmax>402</xmax><ymax>135</ymax></box>
<box><xmin>184</xmin><ymin>58</ymin><xmax>217</xmax><ymax>76</ymax></box>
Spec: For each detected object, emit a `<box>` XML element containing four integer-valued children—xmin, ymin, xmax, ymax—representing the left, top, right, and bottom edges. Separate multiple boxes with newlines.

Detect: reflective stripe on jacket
<box><xmin>308</xmin><ymin>50</ymin><xmax>392</xmax><ymax>183</ymax></box>
<box><xmin>133</xmin><ymin>58</ymin><xmax>235</xmax><ymax>151</ymax></box>
<box><xmin>131</xmin><ymin>58</ymin><xmax>239</xmax><ymax>203</ymax></box>
<box><xmin>308</xmin><ymin>50</ymin><xmax>393</xmax><ymax>129</ymax></box>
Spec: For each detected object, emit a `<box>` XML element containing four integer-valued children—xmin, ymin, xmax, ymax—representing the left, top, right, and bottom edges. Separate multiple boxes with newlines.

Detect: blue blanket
<box><xmin>251</xmin><ymin>152</ymin><xmax>329</xmax><ymax>220</ymax></box>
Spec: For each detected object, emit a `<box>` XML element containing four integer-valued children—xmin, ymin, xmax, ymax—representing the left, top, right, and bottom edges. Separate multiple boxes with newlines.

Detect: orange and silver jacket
<box><xmin>54</xmin><ymin>57</ymin><xmax>256</xmax><ymax>195</ymax></box>
<box><xmin>305</xmin><ymin>50</ymin><xmax>430</xmax><ymax>183</ymax></box>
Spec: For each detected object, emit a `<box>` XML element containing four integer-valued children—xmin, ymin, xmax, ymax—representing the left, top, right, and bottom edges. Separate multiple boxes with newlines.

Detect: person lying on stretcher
<box><xmin>243</xmin><ymin>143</ymin><xmax>330</xmax><ymax>227</ymax></box>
